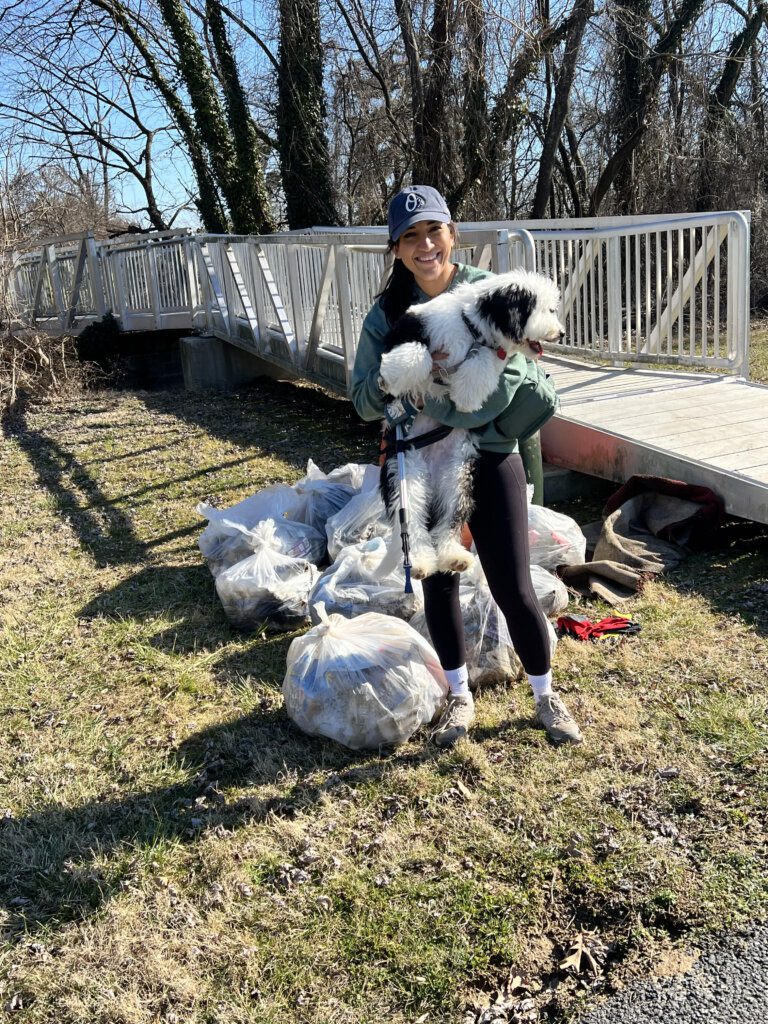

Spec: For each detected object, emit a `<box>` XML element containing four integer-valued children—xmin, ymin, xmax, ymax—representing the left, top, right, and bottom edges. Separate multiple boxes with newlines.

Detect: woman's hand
<box><xmin>431</xmin><ymin>348</ymin><xmax>449</xmax><ymax>377</ymax></box>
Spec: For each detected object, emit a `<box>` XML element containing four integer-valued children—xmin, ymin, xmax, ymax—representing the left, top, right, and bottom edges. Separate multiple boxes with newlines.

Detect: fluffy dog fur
<box><xmin>377</xmin><ymin>269</ymin><xmax>564</xmax><ymax>581</ymax></box>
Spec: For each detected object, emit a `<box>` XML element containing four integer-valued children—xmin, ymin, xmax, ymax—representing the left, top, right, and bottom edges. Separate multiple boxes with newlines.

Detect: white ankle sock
<box><xmin>528</xmin><ymin>671</ymin><xmax>554</xmax><ymax>702</ymax></box>
<box><xmin>444</xmin><ymin>665</ymin><xmax>470</xmax><ymax>698</ymax></box>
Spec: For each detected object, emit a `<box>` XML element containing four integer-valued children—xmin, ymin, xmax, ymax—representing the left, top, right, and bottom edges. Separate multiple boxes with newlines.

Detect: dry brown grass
<box><xmin>1</xmin><ymin>379</ymin><xmax>767</xmax><ymax>1023</ymax></box>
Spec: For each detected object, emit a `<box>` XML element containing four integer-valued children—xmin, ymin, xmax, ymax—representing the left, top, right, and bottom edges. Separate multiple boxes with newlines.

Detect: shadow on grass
<box><xmin>666</xmin><ymin>515</ymin><xmax>768</xmax><ymax>638</ymax></box>
<box><xmin>0</xmin><ymin>705</ymin><xmax>419</xmax><ymax>939</ymax></box>
<box><xmin>137</xmin><ymin>377</ymin><xmax>381</xmax><ymax>474</ymax></box>
<box><xmin>4</xmin><ymin>381</ymin><xmax>380</xmax><ymax>570</ymax></box>
<box><xmin>76</xmin><ymin>564</ymin><xmax>304</xmax><ymax>692</ymax></box>
<box><xmin>3</xmin><ymin>395</ymin><xmax>145</xmax><ymax>567</ymax></box>
<box><xmin>2</xmin><ymin>394</ymin><xmax>251</xmax><ymax>568</ymax></box>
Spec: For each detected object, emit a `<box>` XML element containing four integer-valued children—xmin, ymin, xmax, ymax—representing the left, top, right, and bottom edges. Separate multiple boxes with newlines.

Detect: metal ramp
<box><xmin>540</xmin><ymin>354</ymin><xmax>768</xmax><ymax>525</ymax></box>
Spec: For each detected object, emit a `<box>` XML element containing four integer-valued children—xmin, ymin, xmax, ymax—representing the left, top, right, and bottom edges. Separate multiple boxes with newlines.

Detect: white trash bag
<box><xmin>200</xmin><ymin>514</ymin><xmax>326</xmax><ymax>577</ymax></box>
<box><xmin>198</xmin><ymin>484</ymin><xmax>302</xmax><ymax>568</ymax></box>
<box><xmin>215</xmin><ymin>519</ymin><xmax>319</xmax><ymax>630</ymax></box>
<box><xmin>283</xmin><ymin>604</ymin><xmax>447</xmax><ymax>749</ymax></box>
<box><xmin>290</xmin><ymin>460</ymin><xmax>358</xmax><ymax>535</ymax></box>
<box><xmin>528</xmin><ymin>502</ymin><xmax>587</xmax><ymax>570</ymax></box>
<box><xmin>297</xmin><ymin>459</ymin><xmax>372</xmax><ymax>491</ymax></box>
<box><xmin>530</xmin><ymin>563</ymin><xmax>570</xmax><ymax>617</ymax></box>
<box><xmin>309</xmin><ymin>537</ymin><xmax>423</xmax><ymax>623</ymax></box>
<box><xmin>325</xmin><ymin>488</ymin><xmax>391</xmax><ymax>562</ymax></box>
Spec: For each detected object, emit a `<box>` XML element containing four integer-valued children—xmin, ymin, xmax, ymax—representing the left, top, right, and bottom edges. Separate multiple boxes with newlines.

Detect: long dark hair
<box><xmin>377</xmin><ymin>248</ymin><xmax>415</xmax><ymax>326</ymax></box>
<box><xmin>376</xmin><ymin>224</ymin><xmax>460</xmax><ymax>326</ymax></box>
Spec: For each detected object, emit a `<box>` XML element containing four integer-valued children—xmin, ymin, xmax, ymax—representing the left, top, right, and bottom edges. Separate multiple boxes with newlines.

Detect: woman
<box><xmin>350</xmin><ymin>184</ymin><xmax>582</xmax><ymax>748</ymax></box>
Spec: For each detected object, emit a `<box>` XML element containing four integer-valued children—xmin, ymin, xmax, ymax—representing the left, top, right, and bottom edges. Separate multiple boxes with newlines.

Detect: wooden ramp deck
<box><xmin>540</xmin><ymin>355</ymin><xmax>768</xmax><ymax>525</ymax></box>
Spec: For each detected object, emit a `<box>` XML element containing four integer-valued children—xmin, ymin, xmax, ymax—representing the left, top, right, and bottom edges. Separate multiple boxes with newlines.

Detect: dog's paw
<box><xmin>436</xmin><ymin>542</ymin><xmax>475</xmax><ymax>574</ymax></box>
<box><xmin>410</xmin><ymin>549</ymin><xmax>439</xmax><ymax>580</ymax></box>
<box><xmin>380</xmin><ymin>344</ymin><xmax>433</xmax><ymax>397</ymax></box>
<box><xmin>448</xmin><ymin>351</ymin><xmax>498</xmax><ymax>412</ymax></box>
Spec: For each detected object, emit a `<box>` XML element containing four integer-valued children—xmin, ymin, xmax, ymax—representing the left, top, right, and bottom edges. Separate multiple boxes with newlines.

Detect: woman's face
<box><xmin>393</xmin><ymin>220</ymin><xmax>456</xmax><ymax>296</ymax></box>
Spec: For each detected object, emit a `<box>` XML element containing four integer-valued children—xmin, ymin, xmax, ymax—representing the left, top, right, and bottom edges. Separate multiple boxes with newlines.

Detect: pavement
<box><xmin>579</xmin><ymin>925</ymin><xmax>768</xmax><ymax>1024</ymax></box>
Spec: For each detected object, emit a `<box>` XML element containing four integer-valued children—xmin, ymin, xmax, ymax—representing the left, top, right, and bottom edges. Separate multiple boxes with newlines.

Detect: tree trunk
<box><xmin>394</xmin><ymin>0</ymin><xmax>425</xmax><ymax>158</ymax></box>
<box><xmin>531</xmin><ymin>0</ymin><xmax>593</xmax><ymax>217</ymax></box>
<box><xmin>589</xmin><ymin>0</ymin><xmax>706</xmax><ymax>215</ymax></box>
<box><xmin>206</xmin><ymin>0</ymin><xmax>275</xmax><ymax>232</ymax></box>
<box><xmin>156</xmin><ymin>0</ymin><xmax>267</xmax><ymax>232</ymax></box>
<box><xmin>277</xmin><ymin>0</ymin><xmax>340</xmax><ymax>228</ymax></box>
<box><xmin>416</xmin><ymin>0</ymin><xmax>458</xmax><ymax>190</ymax></box>
<box><xmin>455</xmin><ymin>0</ymin><xmax>491</xmax><ymax>217</ymax></box>
<box><xmin>694</xmin><ymin>3</ymin><xmax>767</xmax><ymax>211</ymax></box>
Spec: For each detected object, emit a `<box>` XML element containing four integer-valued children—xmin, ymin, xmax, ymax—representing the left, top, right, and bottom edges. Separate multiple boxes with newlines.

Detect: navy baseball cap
<box><xmin>387</xmin><ymin>185</ymin><xmax>451</xmax><ymax>242</ymax></box>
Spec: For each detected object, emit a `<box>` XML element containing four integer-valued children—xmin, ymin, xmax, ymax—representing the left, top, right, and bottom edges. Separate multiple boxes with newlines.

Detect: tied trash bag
<box><xmin>308</xmin><ymin>537</ymin><xmax>423</xmax><ymax>624</ymax></box>
<box><xmin>528</xmin><ymin>502</ymin><xmax>586</xmax><ymax>571</ymax></box>
<box><xmin>283</xmin><ymin>604</ymin><xmax>448</xmax><ymax>750</ymax></box>
<box><xmin>530</xmin><ymin>564</ymin><xmax>570</xmax><ymax>617</ymax></box>
<box><xmin>198</xmin><ymin>484</ymin><xmax>302</xmax><ymax>570</ymax></box>
<box><xmin>215</xmin><ymin>519</ymin><xmax>319</xmax><ymax>630</ymax></box>
<box><xmin>290</xmin><ymin>460</ymin><xmax>358</xmax><ymax>535</ymax></box>
<box><xmin>325</xmin><ymin>489</ymin><xmax>391</xmax><ymax>562</ymax></box>
<box><xmin>200</xmin><ymin>514</ymin><xmax>326</xmax><ymax>577</ymax></box>
<box><xmin>296</xmin><ymin>459</ymin><xmax>372</xmax><ymax>491</ymax></box>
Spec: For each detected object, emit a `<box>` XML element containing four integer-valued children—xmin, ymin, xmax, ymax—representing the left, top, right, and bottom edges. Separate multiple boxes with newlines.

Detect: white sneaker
<box><xmin>431</xmin><ymin>693</ymin><xmax>475</xmax><ymax>748</ymax></box>
<box><xmin>535</xmin><ymin>692</ymin><xmax>583</xmax><ymax>745</ymax></box>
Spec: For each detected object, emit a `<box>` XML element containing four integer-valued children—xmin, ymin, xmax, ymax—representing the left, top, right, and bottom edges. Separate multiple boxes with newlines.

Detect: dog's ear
<box><xmin>477</xmin><ymin>284</ymin><xmax>536</xmax><ymax>340</ymax></box>
<box><xmin>382</xmin><ymin>311</ymin><xmax>430</xmax><ymax>352</ymax></box>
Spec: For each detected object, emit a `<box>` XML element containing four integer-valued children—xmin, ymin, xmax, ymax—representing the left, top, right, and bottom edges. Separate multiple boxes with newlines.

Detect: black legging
<box><xmin>422</xmin><ymin>451</ymin><xmax>550</xmax><ymax>676</ymax></box>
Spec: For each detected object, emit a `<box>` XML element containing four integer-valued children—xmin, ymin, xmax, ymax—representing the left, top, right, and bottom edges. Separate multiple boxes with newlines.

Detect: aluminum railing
<box><xmin>519</xmin><ymin>211</ymin><xmax>751</xmax><ymax>378</ymax></box>
<box><xmin>8</xmin><ymin>210</ymin><xmax>751</xmax><ymax>395</ymax></box>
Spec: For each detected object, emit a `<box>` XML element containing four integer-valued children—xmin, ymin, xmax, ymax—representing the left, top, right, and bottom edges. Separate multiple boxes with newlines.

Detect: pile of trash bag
<box><xmin>196</xmin><ymin>458</ymin><xmax>590</xmax><ymax>747</ymax></box>
<box><xmin>198</xmin><ymin>459</ymin><xmax>384</xmax><ymax>629</ymax></box>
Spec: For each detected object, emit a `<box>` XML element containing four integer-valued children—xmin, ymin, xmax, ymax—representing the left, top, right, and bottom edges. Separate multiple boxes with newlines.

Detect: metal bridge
<box><xmin>9</xmin><ymin>210</ymin><xmax>768</xmax><ymax>524</ymax></box>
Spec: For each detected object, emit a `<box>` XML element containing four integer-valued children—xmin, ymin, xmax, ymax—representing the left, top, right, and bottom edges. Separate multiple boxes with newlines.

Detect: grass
<box><xmin>751</xmin><ymin>317</ymin><xmax>768</xmax><ymax>382</ymax></box>
<box><xmin>1</xmin><ymin>363</ymin><xmax>768</xmax><ymax>1024</ymax></box>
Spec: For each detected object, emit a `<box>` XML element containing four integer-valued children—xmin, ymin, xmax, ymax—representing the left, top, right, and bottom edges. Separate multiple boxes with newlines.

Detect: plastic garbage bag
<box><xmin>282</xmin><ymin>604</ymin><xmax>448</xmax><ymax>749</ymax></box>
<box><xmin>198</xmin><ymin>484</ymin><xmax>302</xmax><ymax>567</ymax></box>
<box><xmin>295</xmin><ymin>458</ymin><xmax>375</xmax><ymax>492</ymax></box>
<box><xmin>309</xmin><ymin>537</ymin><xmax>423</xmax><ymax>624</ymax></box>
<box><xmin>200</xmin><ymin>513</ymin><xmax>326</xmax><ymax>577</ymax></box>
<box><xmin>325</xmin><ymin>488</ymin><xmax>391</xmax><ymax>562</ymax></box>
<box><xmin>530</xmin><ymin>563</ymin><xmax>570</xmax><ymax>617</ymax></box>
<box><xmin>290</xmin><ymin>461</ymin><xmax>358</xmax><ymax>535</ymax></box>
<box><xmin>215</xmin><ymin>519</ymin><xmax>319</xmax><ymax>630</ymax></box>
<box><xmin>528</xmin><ymin>503</ymin><xmax>587</xmax><ymax>570</ymax></box>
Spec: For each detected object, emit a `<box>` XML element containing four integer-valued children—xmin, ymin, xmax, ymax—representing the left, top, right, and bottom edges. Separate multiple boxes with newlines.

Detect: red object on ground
<box><xmin>556</xmin><ymin>615</ymin><xmax>641</xmax><ymax>640</ymax></box>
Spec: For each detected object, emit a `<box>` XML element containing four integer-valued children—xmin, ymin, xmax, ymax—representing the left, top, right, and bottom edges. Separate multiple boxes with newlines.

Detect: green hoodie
<box><xmin>349</xmin><ymin>263</ymin><xmax>543</xmax><ymax>453</ymax></box>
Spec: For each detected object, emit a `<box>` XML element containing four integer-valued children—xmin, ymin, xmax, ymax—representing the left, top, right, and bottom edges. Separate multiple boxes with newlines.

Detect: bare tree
<box><xmin>589</xmin><ymin>0</ymin><xmax>707</xmax><ymax>214</ymax></box>
<box><xmin>695</xmin><ymin>0</ymin><xmax>768</xmax><ymax>210</ymax></box>
<box><xmin>531</xmin><ymin>0</ymin><xmax>594</xmax><ymax>216</ymax></box>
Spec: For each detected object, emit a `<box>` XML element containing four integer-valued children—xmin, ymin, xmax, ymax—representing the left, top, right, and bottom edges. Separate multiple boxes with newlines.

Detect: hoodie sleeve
<box><xmin>421</xmin><ymin>353</ymin><xmax>528</xmax><ymax>429</ymax></box>
<box><xmin>349</xmin><ymin>302</ymin><xmax>389</xmax><ymax>422</ymax></box>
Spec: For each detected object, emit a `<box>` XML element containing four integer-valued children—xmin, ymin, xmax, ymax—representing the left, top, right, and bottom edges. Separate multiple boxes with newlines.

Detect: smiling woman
<box><xmin>349</xmin><ymin>183</ymin><xmax>583</xmax><ymax>750</ymax></box>
<box><xmin>392</xmin><ymin>221</ymin><xmax>457</xmax><ymax>296</ymax></box>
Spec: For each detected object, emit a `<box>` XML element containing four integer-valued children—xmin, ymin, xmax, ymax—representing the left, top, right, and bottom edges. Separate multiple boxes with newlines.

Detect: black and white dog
<box><xmin>377</xmin><ymin>269</ymin><xmax>564</xmax><ymax>580</ymax></box>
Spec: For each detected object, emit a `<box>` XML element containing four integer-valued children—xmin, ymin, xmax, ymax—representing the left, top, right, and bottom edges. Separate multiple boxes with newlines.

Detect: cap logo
<box><xmin>405</xmin><ymin>192</ymin><xmax>426</xmax><ymax>213</ymax></box>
